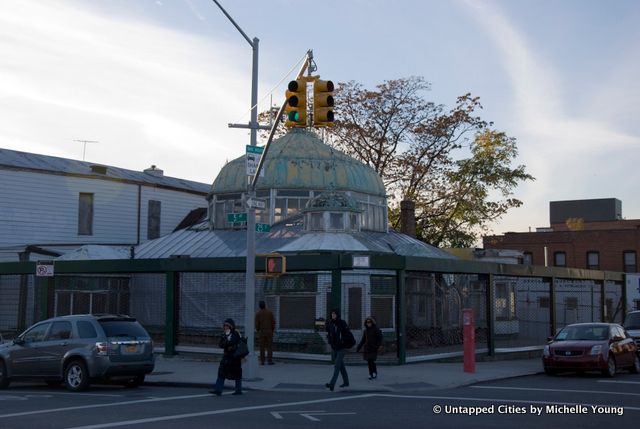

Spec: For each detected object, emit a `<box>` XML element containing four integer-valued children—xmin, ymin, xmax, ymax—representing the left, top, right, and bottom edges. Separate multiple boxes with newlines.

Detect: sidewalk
<box><xmin>146</xmin><ymin>354</ymin><xmax>543</xmax><ymax>392</ymax></box>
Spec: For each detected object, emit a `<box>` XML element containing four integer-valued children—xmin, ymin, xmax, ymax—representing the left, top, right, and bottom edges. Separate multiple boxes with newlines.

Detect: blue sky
<box><xmin>1</xmin><ymin>0</ymin><xmax>638</xmax><ymax>239</ymax></box>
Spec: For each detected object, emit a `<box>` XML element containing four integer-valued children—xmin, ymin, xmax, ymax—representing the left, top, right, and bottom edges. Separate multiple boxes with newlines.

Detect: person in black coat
<box><xmin>356</xmin><ymin>316</ymin><xmax>383</xmax><ymax>380</ymax></box>
<box><xmin>210</xmin><ymin>318</ymin><xmax>243</xmax><ymax>395</ymax></box>
<box><xmin>325</xmin><ymin>309</ymin><xmax>350</xmax><ymax>391</ymax></box>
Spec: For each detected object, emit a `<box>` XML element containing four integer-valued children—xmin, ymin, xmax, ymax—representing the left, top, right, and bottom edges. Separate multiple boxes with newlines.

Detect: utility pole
<box><xmin>74</xmin><ymin>139</ymin><xmax>98</xmax><ymax>161</ymax></box>
<box><xmin>211</xmin><ymin>0</ymin><xmax>261</xmax><ymax>379</ymax></box>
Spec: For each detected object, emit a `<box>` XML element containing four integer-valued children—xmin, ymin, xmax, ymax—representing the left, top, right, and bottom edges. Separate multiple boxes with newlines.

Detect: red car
<box><xmin>542</xmin><ymin>323</ymin><xmax>640</xmax><ymax>377</ymax></box>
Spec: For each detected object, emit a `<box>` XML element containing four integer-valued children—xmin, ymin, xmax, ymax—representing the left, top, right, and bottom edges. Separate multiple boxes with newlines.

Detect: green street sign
<box><xmin>227</xmin><ymin>212</ymin><xmax>247</xmax><ymax>223</ymax></box>
<box><xmin>256</xmin><ymin>223</ymin><xmax>271</xmax><ymax>233</ymax></box>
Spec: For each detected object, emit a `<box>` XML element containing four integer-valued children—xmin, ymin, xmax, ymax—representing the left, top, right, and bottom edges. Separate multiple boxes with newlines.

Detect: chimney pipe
<box><xmin>400</xmin><ymin>200</ymin><xmax>417</xmax><ymax>238</ymax></box>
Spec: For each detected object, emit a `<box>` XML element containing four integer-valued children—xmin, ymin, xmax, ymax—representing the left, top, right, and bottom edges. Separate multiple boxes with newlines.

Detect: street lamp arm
<box><xmin>211</xmin><ymin>0</ymin><xmax>255</xmax><ymax>47</ymax></box>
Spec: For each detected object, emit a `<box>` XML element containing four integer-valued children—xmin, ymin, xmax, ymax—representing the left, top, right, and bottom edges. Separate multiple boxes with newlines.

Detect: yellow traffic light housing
<box><xmin>313</xmin><ymin>79</ymin><xmax>335</xmax><ymax>127</ymax></box>
<box><xmin>285</xmin><ymin>79</ymin><xmax>307</xmax><ymax>128</ymax></box>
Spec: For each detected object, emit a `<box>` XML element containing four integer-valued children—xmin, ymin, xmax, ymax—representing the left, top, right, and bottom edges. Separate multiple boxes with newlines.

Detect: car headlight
<box><xmin>589</xmin><ymin>345</ymin><xmax>602</xmax><ymax>355</ymax></box>
<box><xmin>543</xmin><ymin>345</ymin><xmax>550</xmax><ymax>357</ymax></box>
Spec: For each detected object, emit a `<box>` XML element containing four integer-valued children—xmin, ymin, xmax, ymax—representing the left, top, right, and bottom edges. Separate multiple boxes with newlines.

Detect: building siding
<box><xmin>0</xmin><ymin>168</ymin><xmax>208</xmax><ymax>259</ymax></box>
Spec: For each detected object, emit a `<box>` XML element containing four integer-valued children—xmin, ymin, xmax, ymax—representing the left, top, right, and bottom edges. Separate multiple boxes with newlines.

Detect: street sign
<box><xmin>256</xmin><ymin>223</ymin><xmax>271</xmax><ymax>233</ymax></box>
<box><xmin>246</xmin><ymin>198</ymin><xmax>266</xmax><ymax>209</ymax></box>
<box><xmin>36</xmin><ymin>261</ymin><xmax>54</xmax><ymax>277</ymax></box>
<box><xmin>246</xmin><ymin>145</ymin><xmax>265</xmax><ymax>177</ymax></box>
<box><xmin>227</xmin><ymin>212</ymin><xmax>248</xmax><ymax>223</ymax></box>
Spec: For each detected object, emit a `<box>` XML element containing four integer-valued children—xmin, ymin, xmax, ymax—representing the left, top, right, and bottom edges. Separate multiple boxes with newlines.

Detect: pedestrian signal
<box><xmin>265</xmin><ymin>254</ymin><xmax>286</xmax><ymax>276</ymax></box>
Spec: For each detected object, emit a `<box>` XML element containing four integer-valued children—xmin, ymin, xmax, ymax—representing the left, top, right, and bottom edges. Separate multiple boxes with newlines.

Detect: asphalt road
<box><xmin>0</xmin><ymin>372</ymin><xmax>638</xmax><ymax>429</ymax></box>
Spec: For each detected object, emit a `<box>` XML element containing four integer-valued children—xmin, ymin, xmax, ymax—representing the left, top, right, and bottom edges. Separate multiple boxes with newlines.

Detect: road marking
<box><xmin>0</xmin><ymin>393</ymin><xmax>212</xmax><ymax>418</ymax></box>
<box><xmin>271</xmin><ymin>411</ymin><xmax>323</xmax><ymax>419</ymax></box>
<box><xmin>65</xmin><ymin>395</ymin><xmax>375</xmax><ymax>429</ymax></box>
<box><xmin>271</xmin><ymin>410</ymin><xmax>356</xmax><ymax>422</ymax></box>
<box><xmin>471</xmin><ymin>385</ymin><xmax>640</xmax><ymax>397</ymax></box>
<box><xmin>300</xmin><ymin>412</ymin><xmax>356</xmax><ymax>422</ymax></box>
<box><xmin>598</xmin><ymin>380</ymin><xmax>640</xmax><ymax>385</ymax></box>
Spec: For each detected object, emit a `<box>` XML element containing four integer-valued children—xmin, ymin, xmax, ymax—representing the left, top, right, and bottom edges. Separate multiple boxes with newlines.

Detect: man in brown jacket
<box><xmin>255</xmin><ymin>300</ymin><xmax>276</xmax><ymax>365</ymax></box>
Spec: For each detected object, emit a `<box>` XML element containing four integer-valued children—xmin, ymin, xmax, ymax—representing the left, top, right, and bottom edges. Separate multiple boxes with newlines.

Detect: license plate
<box><xmin>125</xmin><ymin>345</ymin><xmax>137</xmax><ymax>353</ymax></box>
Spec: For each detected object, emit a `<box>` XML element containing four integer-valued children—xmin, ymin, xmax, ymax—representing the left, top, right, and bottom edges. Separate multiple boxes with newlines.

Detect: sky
<box><xmin>1</xmin><ymin>0</ymin><xmax>639</xmax><ymax>240</ymax></box>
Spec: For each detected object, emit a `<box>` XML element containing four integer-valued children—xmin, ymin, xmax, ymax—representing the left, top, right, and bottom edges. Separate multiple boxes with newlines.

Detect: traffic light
<box><xmin>313</xmin><ymin>79</ymin><xmax>335</xmax><ymax>127</ymax></box>
<box><xmin>265</xmin><ymin>254</ymin><xmax>286</xmax><ymax>276</ymax></box>
<box><xmin>285</xmin><ymin>79</ymin><xmax>307</xmax><ymax>128</ymax></box>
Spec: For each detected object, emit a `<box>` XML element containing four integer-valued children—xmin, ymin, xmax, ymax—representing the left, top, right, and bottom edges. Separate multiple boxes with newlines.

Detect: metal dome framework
<box><xmin>208</xmin><ymin>129</ymin><xmax>388</xmax><ymax>232</ymax></box>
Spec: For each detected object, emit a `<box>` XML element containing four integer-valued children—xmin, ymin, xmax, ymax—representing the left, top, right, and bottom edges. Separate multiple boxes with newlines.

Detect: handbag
<box><xmin>233</xmin><ymin>336</ymin><xmax>249</xmax><ymax>358</ymax></box>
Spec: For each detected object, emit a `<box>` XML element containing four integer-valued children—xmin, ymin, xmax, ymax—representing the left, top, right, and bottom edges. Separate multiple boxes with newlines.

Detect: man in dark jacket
<box><xmin>255</xmin><ymin>301</ymin><xmax>275</xmax><ymax>365</ymax></box>
<box><xmin>325</xmin><ymin>309</ymin><xmax>350</xmax><ymax>391</ymax></box>
<box><xmin>210</xmin><ymin>318</ymin><xmax>243</xmax><ymax>395</ymax></box>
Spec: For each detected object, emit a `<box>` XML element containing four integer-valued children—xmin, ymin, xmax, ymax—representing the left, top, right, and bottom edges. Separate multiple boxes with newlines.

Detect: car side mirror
<box><xmin>611</xmin><ymin>335</ymin><xmax>624</xmax><ymax>342</ymax></box>
<box><xmin>546</xmin><ymin>336</ymin><xmax>554</xmax><ymax>342</ymax></box>
<box><xmin>13</xmin><ymin>338</ymin><xmax>25</xmax><ymax>346</ymax></box>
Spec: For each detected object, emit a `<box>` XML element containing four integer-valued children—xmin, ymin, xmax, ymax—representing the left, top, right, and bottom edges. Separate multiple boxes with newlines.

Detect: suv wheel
<box><xmin>0</xmin><ymin>360</ymin><xmax>10</xmax><ymax>389</ymax></box>
<box><xmin>602</xmin><ymin>356</ymin><xmax>616</xmax><ymax>378</ymax></box>
<box><xmin>631</xmin><ymin>355</ymin><xmax>640</xmax><ymax>374</ymax></box>
<box><xmin>64</xmin><ymin>360</ymin><xmax>90</xmax><ymax>392</ymax></box>
<box><xmin>123</xmin><ymin>374</ymin><xmax>145</xmax><ymax>388</ymax></box>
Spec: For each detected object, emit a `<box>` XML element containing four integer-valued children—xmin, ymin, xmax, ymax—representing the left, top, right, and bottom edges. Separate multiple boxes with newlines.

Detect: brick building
<box><xmin>483</xmin><ymin>198</ymin><xmax>639</xmax><ymax>272</ymax></box>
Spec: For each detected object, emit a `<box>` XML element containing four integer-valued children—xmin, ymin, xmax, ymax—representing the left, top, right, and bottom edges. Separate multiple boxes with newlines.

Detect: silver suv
<box><xmin>624</xmin><ymin>310</ymin><xmax>640</xmax><ymax>350</ymax></box>
<box><xmin>0</xmin><ymin>314</ymin><xmax>155</xmax><ymax>391</ymax></box>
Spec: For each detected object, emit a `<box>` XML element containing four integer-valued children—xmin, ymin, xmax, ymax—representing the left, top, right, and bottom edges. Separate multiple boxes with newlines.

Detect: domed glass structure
<box><xmin>209</xmin><ymin>129</ymin><xmax>388</xmax><ymax>232</ymax></box>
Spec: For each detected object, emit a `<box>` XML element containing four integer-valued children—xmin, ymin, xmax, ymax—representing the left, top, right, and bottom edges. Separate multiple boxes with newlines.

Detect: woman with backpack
<box><xmin>325</xmin><ymin>309</ymin><xmax>352</xmax><ymax>391</ymax></box>
<box><xmin>210</xmin><ymin>318</ymin><xmax>243</xmax><ymax>395</ymax></box>
<box><xmin>356</xmin><ymin>316</ymin><xmax>383</xmax><ymax>380</ymax></box>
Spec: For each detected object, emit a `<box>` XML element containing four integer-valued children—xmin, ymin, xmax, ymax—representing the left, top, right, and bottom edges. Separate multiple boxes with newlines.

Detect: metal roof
<box><xmin>0</xmin><ymin>147</ymin><xmax>210</xmax><ymax>194</ymax></box>
<box><xmin>132</xmin><ymin>221</ymin><xmax>455</xmax><ymax>260</ymax></box>
<box><xmin>211</xmin><ymin>129</ymin><xmax>386</xmax><ymax>197</ymax></box>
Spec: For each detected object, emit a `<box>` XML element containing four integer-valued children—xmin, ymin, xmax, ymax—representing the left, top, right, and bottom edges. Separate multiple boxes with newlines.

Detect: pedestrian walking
<box><xmin>255</xmin><ymin>300</ymin><xmax>275</xmax><ymax>365</ymax></box>
<box><xmin>356</xmin><ymin>316</ymin><xmax>383</xmax><ymax>380</ymax></box>
<box><xmin>210</xmin><ymin>318</ymin><xmax>243</xmax><ymax>396</ymax></box>
<box><xmin>325</xmin><ymin>309</ymin><xmax>351</xmax><ymax>391</ymax></box>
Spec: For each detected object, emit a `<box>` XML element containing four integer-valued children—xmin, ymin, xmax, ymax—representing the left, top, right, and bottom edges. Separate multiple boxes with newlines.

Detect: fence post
<box><xmin>164</xmin><ymin>271</ymin><xmax>178</xmax><ymax>356</ymax></box>
<box><xmin>600</xmin><ymin>279</ymin><xmax>606</xmax><ymax>322</ymax></box>
<box><xmin>330</xmin><ymin>268</ymin><xmax>342</xmax><ymax>315</ymax></box>
<box><xmin>548</xmin><ymin>277</ymin><xmax>556</xmax><ymax>337</ymax></box>
<box><xmin>397</xmin><ymin>269</ymin><xmax>406</xmax><ymax>365</ymax></box>
<box><xmin>483</xmin><ymin>273</ymin><xmax>495</xmax><ymax>357</ymax></box>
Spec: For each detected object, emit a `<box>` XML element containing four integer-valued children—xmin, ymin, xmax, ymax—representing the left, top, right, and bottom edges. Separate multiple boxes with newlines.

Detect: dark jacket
<box><xmin>218</xmin><ymin>330</ymin><xmax>243</xmax><ymax>380</ymax></box>
<box><xmin>357</xmin><ymin>320</ymin><xmax>383</xmax><ymax>361</ymax></box>
<box><xmin>326</xmin><ymin>313</ymin><xmax>349</xmax><ymax>351</ymax></box>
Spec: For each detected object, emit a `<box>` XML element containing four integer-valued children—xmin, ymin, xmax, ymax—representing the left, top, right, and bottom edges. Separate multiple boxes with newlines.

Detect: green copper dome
<box><xmin>211</xmin><ymin>129</ymin><xmax>386</xmax><ymax>197</ymax></box>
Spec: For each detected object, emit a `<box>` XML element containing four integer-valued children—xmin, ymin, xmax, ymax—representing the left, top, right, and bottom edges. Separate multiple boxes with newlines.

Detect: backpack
<box><xmin>341</xmin><ymin>327</ymin><xmax>356</xmax><ymax>349</ymax></box>
<box><xmin>233</xmin><ymin>336</ymin><xmax>249</xmax><ymax>358</ymax></box>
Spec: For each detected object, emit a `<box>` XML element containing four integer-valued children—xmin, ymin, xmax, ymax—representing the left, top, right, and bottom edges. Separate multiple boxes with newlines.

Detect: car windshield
<box><xmin>99</xmin><ymin>320</ymin><xmax>149</xmax><ymax>339</ymax></box>
<box><xmin>555</xmin><ymin>325</ymin><xmax>608</xmax><ymax>341</ymax></box>
<box><xmin>624</xmin><ymin>313</ymin><xmax>640</xmax><ymax>330</ymax></box>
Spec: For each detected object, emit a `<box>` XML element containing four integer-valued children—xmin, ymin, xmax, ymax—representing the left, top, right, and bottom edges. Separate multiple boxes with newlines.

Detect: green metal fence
<box><xmin>0</xmin><ymin>254</ymin><xmax>627</xmax><ymax>363</ymax></box>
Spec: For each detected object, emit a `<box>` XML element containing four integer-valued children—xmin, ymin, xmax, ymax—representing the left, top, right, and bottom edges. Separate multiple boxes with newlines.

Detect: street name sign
<box><xmin>227</xmin><ymin>212</ymin><xmax>248</xmax><ymax>223</ymax></box>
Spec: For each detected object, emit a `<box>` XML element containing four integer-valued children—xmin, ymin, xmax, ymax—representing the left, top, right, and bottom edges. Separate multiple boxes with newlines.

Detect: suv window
<box><xmin>99</xmin><ymin>320</ymin><xmax>149</xmax><ymax>339</ymax></box>
<box><xmin>77</xmin><ymin>321</ymin><xmax>98</xmax><ymax>339</ymax></box>
<box><xmin>624</xmin><ymin>312</ymin><xmax>640</xmax><ymax>330</ymax></box>
<box><xmin>22</xmin><ymin>323</ymin><xmax>51</xmax><ymax>343</ymax></box>
<box><xmin>47</xmin><ymin>321</ymin><xmax>72</xmax><ymax>340</ymax></box>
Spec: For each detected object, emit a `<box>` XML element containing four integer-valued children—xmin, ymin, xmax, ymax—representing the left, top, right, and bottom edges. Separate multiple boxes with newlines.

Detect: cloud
<box><xmin>464</xmin><ymin>0</ymin><xmax>640</xmax><ymax>236</ymax></box>
<box><xmin>0</xmin><ymin>1</ymin><xmax>256</xmax><ymax>183</ymax></box>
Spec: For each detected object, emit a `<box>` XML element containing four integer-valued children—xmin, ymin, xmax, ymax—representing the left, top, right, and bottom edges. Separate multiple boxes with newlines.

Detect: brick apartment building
<box><xmin>483</xmin><ymin>198</ymin><xmax>639</xmax><ymax>272</ymax></box>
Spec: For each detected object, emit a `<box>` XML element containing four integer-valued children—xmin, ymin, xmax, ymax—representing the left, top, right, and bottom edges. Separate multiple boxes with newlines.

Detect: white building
<box><xmin>0</xmin><ymin>148</ymin><xmax>209</xmax><ymax>262</ymax></box>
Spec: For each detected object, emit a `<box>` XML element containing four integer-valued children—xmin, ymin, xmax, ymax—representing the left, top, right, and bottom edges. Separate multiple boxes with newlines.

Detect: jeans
<box><xmin>213</xmin><ymin>376</ymin><xmax>242</xmax><ymax>393</ymax></box>
<box><xmin>329</xmin><ymin>349</ymin><xmax>349</xmax><ymax>386</ymax></box>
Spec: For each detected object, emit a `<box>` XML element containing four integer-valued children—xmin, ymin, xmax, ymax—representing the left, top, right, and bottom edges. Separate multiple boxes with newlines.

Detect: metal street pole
<box><xmin>211</xmin><ymin>0</ymin><xmax>259</xmax><ymax>378</ymax></box>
